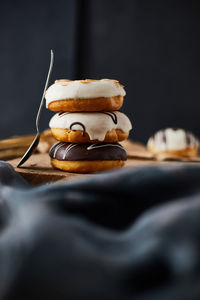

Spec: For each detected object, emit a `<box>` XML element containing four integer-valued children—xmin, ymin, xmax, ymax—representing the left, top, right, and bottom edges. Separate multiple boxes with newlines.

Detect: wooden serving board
<box><xmin>8</xmin><ymin>153</ymin><xmax>87</xmax><ymax>184</ymax></box>
<box><xmin>8</xmin><ymin>153</ymin><xmax>200</xmax><ymax>185</ymax></box>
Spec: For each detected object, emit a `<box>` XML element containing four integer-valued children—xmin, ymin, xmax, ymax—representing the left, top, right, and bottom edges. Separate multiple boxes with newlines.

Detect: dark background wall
<box><xmin>0</xmin><ymin>0</ymin><xmax>78</xmax><ymax>138</ymax></box>
<box><xmin>0</xmin><ymin>0</ymin><xmax>200</xmax><ymax>143</ymax></box>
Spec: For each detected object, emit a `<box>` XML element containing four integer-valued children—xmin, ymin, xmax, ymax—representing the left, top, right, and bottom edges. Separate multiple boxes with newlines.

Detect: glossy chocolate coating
<box><xmin>49</xmin><ymin>142</ymin><xmax>127</xmax><ymax>161</ymax></box>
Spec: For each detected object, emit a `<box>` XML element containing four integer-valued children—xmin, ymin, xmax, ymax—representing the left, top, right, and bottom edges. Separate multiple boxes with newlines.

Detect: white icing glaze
<box><xmin>87</xmin><ymin>143</ymin><xmax>125</xmax><ymax>150</ymax></box>
<box><xmin>45</xmin><ymin>79</ymin><xmax>126</xmax><ymax>107</ymax></box>
<box><xmin>49</xmin><ymin>111</ymin><xmax>132</xmax><ymax>141</ymax></box>
<box><xmin>147</xmin><ymin>128</ymin><xmax>199</xmax><ymax>151</ymax></box>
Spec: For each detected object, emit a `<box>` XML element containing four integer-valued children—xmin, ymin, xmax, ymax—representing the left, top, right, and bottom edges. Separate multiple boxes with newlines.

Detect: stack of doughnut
<box><xmin>45</xmin><ymin>79</ymin><xmax>132</xmax><ymax>173</ymax></box>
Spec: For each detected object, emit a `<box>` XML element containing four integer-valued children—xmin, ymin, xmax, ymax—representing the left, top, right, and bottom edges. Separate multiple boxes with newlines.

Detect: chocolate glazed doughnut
<box><xmin>49</xmin><ymin>142</ymin><xmax>127</xmax><ymax>173</ymax></box>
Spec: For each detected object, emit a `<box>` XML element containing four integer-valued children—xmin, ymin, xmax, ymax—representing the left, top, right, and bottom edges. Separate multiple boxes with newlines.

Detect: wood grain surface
<box><xmin>8</xmin><ymin>152</ymin><xmax>200</xmax><ymax>185</ymax></box>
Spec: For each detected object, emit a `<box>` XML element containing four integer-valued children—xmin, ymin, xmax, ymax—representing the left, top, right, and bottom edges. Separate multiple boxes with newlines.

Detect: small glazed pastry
<box><xmin>49</xmin><ymin>142</ymin><xmax>127</xmax><ymax>173</ymax></box>
<box><xmin>45</xmin><ymin>79</ymin><xmax>125</xmax><ymax>111</ymax></box>
<box><xmin>49</xmin><ymin>111</ymin><xmax>132</xmax><ymax>143</ymax></box>
<box><xmin>147</xmin><ymin>128</ymin><xmax>199</xmax><ymax>157</ymax></box>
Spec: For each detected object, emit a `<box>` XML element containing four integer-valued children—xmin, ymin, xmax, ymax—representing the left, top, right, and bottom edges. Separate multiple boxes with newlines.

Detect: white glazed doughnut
<box><xmin>49</xmin><ymin>111</ymin><xmax>132</xmax><ymax>143</ymax></box>
<box><xmin>45</xmin><ymin>79</ymin><xmax>126</xmax><ymax>111</ymax></box>
<box><xmin>147</xmin><ymin>128</ymin><xmax>199</xmax><ymax>157</ymax></box>
<box><xmin>46</xmin><ymin>79</ymin><xmax>125</xmax><ymax>105</ymax></box>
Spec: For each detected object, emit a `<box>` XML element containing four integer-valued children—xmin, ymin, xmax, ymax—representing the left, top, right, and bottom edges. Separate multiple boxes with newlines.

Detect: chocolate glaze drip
<box><xmin>69</xmin><ymin>122</ymin><xmax>86</xmax><ymax>136</ymax></box>
<box><xmin>49</xmin><ymin>142</ymin><xmax>127</xmax><ymax>161</ymax></box>
<box><xmin>186</xmin><ymin>131</ymin><xmax>191</xmax><ymax>145</ymax></box>
<box><xmin>162</xmin><ymin>131</ymin><xmax>167</xmax><ymax>143</ymax></box>
<box><xmin>57</xmin><ymin>112</ymin><xmax>118</xmax><ymax>136</ymax></box>
<box><xmin>171</xmin><ymin>127</ymin><xmax>179</xmax><ymax>131</ymax></box>
<box><xmin>101</xmin><ymin>111</ymin><xmax>118</xmax><ymax>124</ymax></box>
<box><xmin>58</xmin><ymin>112</ymin><xmax>69</xmax><ymax>116</ymax></box>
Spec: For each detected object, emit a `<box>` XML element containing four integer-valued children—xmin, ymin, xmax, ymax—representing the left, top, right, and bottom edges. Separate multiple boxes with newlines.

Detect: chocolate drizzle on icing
<box><xmin>58</xmin><ymin>112</ymin><xmax>69</xmax><ymax>117</ymax></box>
<box><xmin>101</xmin><ymin>111</ymin><xmax>118</xmax><ymax>124</ymax></box>
<box><xmin>162</xmin><ymin>131</ymin><xmax>167</xmax><ymax>143</ymax></box>
<box><xmin>69</xmin><ymin>122</ymin><xmax>86</xmax><ymax>136</ymax></box>
<box><xmin>49</xmin><ymin>142</ymin><xmax>127</xmax><ymax>161</ymax></box>
<box><xmin>57</xmin><ymin>113</ymin><xmax>86</xmax><ymax>136</ymax></box>
<box><xmin>186</xmin><ymin>131</ymin><xmax>193</xmax><ymax>146</ymax></box>
<box><xmin>171</xmin><ymin>127</ymin><xmax>179</xmax><ymax>131</ymax></box>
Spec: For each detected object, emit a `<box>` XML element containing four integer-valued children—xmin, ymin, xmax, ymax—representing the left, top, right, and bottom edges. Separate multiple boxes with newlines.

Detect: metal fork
<box><xmin>17</xmin><ymin>50</ymin><xmax>54</xmax><ymax>168</ymax></box>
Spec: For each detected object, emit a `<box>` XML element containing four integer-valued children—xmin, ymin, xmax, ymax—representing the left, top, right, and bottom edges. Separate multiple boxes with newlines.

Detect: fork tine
<box><xmin>17</xmin><ymin>135</ymin><xmax>40</xmax><ymax>167</ymax></box>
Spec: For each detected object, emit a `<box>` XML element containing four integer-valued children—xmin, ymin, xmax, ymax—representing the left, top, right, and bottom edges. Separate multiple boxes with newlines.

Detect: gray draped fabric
<box><xmin>0</xmin><ymin>161</ymin><xmax>200</xmax><ymax>299</ymax></box>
